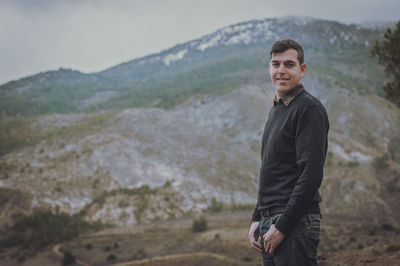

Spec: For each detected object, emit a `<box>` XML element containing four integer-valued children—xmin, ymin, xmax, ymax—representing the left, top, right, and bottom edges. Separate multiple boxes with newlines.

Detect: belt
<box><xmin>260</xmin><ymin>207</ymin><xmax>284</xmax><ymax>218</ymax></box>
<box><xmin>260</xmin><ymin>204</ymin><xmax>320</xmax><ymax>218</ymax></box>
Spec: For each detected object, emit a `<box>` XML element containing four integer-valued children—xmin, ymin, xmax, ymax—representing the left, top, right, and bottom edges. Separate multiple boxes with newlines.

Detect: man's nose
<box><xmin>277</xmin><ymin>64</ymin><xmax>286</xmax><ymax>73</ymax></box>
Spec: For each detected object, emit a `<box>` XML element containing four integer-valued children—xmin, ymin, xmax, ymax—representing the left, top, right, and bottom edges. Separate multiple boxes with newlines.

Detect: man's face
<box><xmin>269</xmin><ymin>49</ymin><xmax>306</xmax><ymax>97</ymax></box>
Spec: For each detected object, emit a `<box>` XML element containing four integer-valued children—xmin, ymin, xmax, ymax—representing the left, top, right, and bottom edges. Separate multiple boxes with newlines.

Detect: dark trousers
<box><xmin>258</xmin><ymin>213</ymin><xmax>321</xmax><ymax>266</ymax></box>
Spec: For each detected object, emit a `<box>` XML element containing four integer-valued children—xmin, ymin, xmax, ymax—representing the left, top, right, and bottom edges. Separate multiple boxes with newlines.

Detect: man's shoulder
<box><xmin>291</xmin><ymin>90</ymin><xmax>329</xmax><ymax>126</ymax></box>
<box><xmin>294</xmin><ymin>90</ymin><xmax>326</xmax><ymax>112</ymax></box>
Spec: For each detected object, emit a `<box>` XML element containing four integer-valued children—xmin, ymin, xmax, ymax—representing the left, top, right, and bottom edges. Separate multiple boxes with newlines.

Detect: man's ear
<box><xmin>268</xmin><ymin>62</ymin><xmax>272</xmax><ymax>74</ymax></box>
<box><xmin>300</xmin><ymin>63</ymin><xmax>307</xmax><ymax>77</ymax></box>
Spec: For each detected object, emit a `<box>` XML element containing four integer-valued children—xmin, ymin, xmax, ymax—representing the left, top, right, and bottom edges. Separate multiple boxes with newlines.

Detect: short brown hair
<box><xmin>270</xmin><ymin>39</ymin><xmax>304</xmax><ymax>65</ymax></box>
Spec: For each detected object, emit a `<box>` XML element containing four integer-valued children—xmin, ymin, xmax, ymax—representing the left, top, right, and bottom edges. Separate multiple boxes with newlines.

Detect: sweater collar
<box><xmin>273</xmin><ymin>83</ymin><xmax>304</xmax><ymax>106</ymax></box>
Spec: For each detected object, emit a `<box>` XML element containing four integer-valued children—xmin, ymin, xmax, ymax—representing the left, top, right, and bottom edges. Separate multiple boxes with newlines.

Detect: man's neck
<box><xmin>276</xmin><ymin>83</ymin><xmax>301</xmax><ymax>99</ymax></box>
<box><xmin>274</xmin><ymin>83</ymin><xmax>304</xmax><ymax>106</ymax></box>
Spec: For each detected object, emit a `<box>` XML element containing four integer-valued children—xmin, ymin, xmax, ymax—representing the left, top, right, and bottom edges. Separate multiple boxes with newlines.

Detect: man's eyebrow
<box><xmin>270</xmin><ymin>59</ymin><xmax>297</xmax><ymax>63</ymax></box>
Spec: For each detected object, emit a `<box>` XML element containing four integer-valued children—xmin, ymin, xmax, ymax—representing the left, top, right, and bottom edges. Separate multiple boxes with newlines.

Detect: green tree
<box><xmin>208</xmin><ymin>197</ymin><xmax>223</xmax><ymax>213</ymax></box>
<box><xmin>107</xmin><ymin>254</ymin><xmax>117</xmax><ymax>261</ymax></box>
<box><xmin>373</xmin><ymin>154</ymin><xmax>389</xmax><ymax>169</ymax></box>
<box><xmin>192</xmin><ymin>216</ymin><xmax>208</xmax><ymax>232</ymax></box>
<box><xmin>371</xmin><ymin>21</ymin><xmax>400</xmax><ymax>106</ymax></box>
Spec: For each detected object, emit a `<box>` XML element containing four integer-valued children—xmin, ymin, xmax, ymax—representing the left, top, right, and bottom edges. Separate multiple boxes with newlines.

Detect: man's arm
<box><xmin>275</xmin><ymin>105</ymin><xmax>329</xmax><ymax>235</ymax></box>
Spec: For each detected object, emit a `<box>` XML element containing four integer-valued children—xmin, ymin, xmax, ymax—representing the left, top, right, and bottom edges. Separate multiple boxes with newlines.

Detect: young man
<box><xmin>248</xmin><ymin>39</ymin><xmax>329</xmax><ymax>265</ymax></box>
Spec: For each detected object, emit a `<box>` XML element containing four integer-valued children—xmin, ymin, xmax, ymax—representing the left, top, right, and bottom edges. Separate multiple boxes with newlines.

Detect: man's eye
<box><xmin>285</xmin><ymin>63</ymin><xmax>295</xmax><ymax>67</ymax></box>
<box><xmin>272</xmin><ymin>63</ymin><xmax>280</xmax><ymax>67</ymax></box>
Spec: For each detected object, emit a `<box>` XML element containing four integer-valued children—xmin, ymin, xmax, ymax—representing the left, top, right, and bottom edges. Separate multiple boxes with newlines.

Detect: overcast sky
<box><xmin>0</xmin><ymin>0</ymin><xmax>399</xmax><ymax>85</ymax></box>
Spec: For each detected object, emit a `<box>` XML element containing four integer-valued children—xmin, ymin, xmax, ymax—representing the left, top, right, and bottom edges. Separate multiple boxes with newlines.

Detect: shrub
<box><xmin>63</xmin><ymin>251</ymin><xmax>76</xmax><ymax>265</ymax></box>
<box><xmin>0</xmin><ymin>209</ymin><xmax>103</xmax><ymax>250</ymax></box>
<box><xmin>85</xmin><ymin>243</ymin><xmax>93</xmax><ymax>250</ymax></box>
<box><xmin>231</xmin><ymin>203</ymin><xmax>254</xmax><ymax>211</ymax></box>
<box><xmin>192</xmin><ymin>216</ymin><xmax>208</xmax><ymax>232</ymax></box>
<box><xmin>93</xmin><ymin>193</ymin><xmax>107</xmax><ymax>205</ymax></box>
<box><xmin>387</xmin><ymin>183</ymin><xmax>396</xmax><ymax>193</ymax></box>
<box><xmin>347</xmin><ymin>161</ymin><xmax>359</xmax><ymax>167</ymax></box>
<box><xmin>387</xmin><ymin>177</ymin><xmax>399</xmax><ymax>193</ymax></box>
<box><xmin>385</xmin><ymin>244</ymin><xmax>400</xmax><ymax>252</ymax></box>
<box><xmin>107</xmin><ymin>254</ymin><xmax>117</xmax><ymax>261</ymax></box>
<box><xmin>119</xmin><ymin>211</ymin><xmax>128</xmax><ymax>221</ymax></box>
<box><xmin>381</xmin><ymin>223</ymin><xmax>396</xmax><ymax>231</ymax></box>
<box><xmin>373</xmin><ymin>155</ymin><xmax>389</xmax><ymax>169</ymax></box>
<box><xmin>118</xmin><ymin>199</ymin><xmax>129</xmax><ymax>208</ymax></box>
<box><xmin>9</xmin><ymin>251</ymin><xmax>19</xmax><ymax>258</ymax></box>
<box><xmin>133</xmin><ymin>248</ymin><xmax>147</xmax><ymax>260</ymax></box>
<box><xmin>208</xmin><ymin>197</ymin><xmax>222</xmax><ymax>213</ymax></box>
<box><xmin>241</xmin><ymin>256</ymin><xmax>252</xmax><ymax>262</ymax></box>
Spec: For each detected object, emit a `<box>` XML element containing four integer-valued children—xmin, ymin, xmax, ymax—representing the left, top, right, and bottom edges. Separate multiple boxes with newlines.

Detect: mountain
<box><xmin>0</xmin><ymin>17</ymin><xmax>399</xmax><ymax>229</ymax></box>
<box><xmin>0</xmin><ymin>16</ymin><xmax>387</xmax><ymax>115</ymax></box>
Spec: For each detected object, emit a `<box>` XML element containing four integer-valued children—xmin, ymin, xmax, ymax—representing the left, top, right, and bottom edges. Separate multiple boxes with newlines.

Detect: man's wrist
<box><xmin>275</xmin><ymin>213</ymin><xmax>296</xmax><ymax>236</ymax></box>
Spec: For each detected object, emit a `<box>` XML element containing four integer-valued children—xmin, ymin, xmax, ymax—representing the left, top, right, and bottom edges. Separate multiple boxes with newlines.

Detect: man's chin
<box><xmin>276</xmin><ymin>87</ymin><xmax>291</xmax><ymax>93</ymax></box>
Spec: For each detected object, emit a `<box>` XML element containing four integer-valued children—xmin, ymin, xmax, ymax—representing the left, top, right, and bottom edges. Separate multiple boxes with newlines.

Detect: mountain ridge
<box><xmin>0</xmin><ymin>16</ymin><xmax>388</xmax><ymax>117</ymax></box>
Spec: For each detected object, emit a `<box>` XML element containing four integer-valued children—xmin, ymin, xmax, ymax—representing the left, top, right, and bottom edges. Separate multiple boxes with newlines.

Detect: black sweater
<box><xmin>251</xmin><ymin>89</ymin><xmax>329</xmax><ymax>235</ymax></box>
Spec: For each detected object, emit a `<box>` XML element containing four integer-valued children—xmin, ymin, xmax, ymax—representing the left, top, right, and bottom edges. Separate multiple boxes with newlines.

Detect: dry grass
<box><xmin>114</xmin><ymin>252</ymin><xmax>249</xmax><ymax>266</ymax></box>
<box><xmin>1</xmin><ymin>210</ymin><xmax>400</xmax><ymax>265</ymax></box>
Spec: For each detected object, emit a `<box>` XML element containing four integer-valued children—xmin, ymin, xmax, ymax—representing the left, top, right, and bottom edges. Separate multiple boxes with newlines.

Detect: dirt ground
<box><xmin>1</xmin><ymin>211</ymin><xmax>400</xmax><ymax>266</ymax></box>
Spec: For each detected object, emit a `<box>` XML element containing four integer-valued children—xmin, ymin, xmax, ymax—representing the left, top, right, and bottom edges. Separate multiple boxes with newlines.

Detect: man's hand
<box><xmin>248</xmin><ymin>221</ymin><xmax>262</xmax><ymax>253</ymax></box>
<box><xmin>262</xmin><ymin>224</ymin><xmax>285</xmax><ymax>255</ymax></box>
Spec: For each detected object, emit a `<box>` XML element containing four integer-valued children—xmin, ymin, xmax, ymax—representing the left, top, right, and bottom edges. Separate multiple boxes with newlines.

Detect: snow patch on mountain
<box><xmin>197</xmin><ymin>34</ymin><xmax>222</xmax><ymax>51</ymax></box>
<box><xmin>163</xmin><ymin>49</ymin><xmax>187</xmax><ymax>66</ymax></box>
<box><xmin>227</xmin><ymin>31</ymin><xmax>253</xmax><ymax>45</ymax></box>
<box><xmin>195</xmin><ymin>20</ymin><xmax>272</xmax><ymax>51</ymax></box>
<box><xmin>140</xmin><ymin>56</ymin><xmax>160</xmax><ymax>65</ymax></box>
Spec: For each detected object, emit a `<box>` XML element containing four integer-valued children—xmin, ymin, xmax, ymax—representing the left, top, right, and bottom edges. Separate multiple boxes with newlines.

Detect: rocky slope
<box><xmin>1</xmin><ymin>78</ymin><xmax>400</xmax><ymax>226</ymax></box>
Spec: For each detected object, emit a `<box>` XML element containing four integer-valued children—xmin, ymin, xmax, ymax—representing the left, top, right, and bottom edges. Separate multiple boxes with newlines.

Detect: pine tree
<box><xmin>371</xmin><ymin>21</ymin><xmax>400</xmax><ymax>107</ymax></box>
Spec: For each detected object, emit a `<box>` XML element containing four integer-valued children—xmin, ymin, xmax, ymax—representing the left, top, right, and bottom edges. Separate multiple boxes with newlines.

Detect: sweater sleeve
<box><xmin>251</xmin><ymin>202</ymin><xmax>261</xmax><ymax>222</ymax></box>
<box><xmin>275</xmin><ymin>105</ymin><xmax>329</xmax><ymax>235</ymax></box>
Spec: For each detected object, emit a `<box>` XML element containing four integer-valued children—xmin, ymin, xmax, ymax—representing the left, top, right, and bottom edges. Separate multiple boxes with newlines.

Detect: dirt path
<box><xmin>53</xmin><ymin>243</ymin><xmax>246</xmax><ymax>266</ymax></box>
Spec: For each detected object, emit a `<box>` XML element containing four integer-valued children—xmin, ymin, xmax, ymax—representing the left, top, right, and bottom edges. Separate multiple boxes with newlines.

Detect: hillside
<box><xmin>1</xmin><ymin>80</ymin><xmax>400</xmax><ymax>224</ymax></box>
